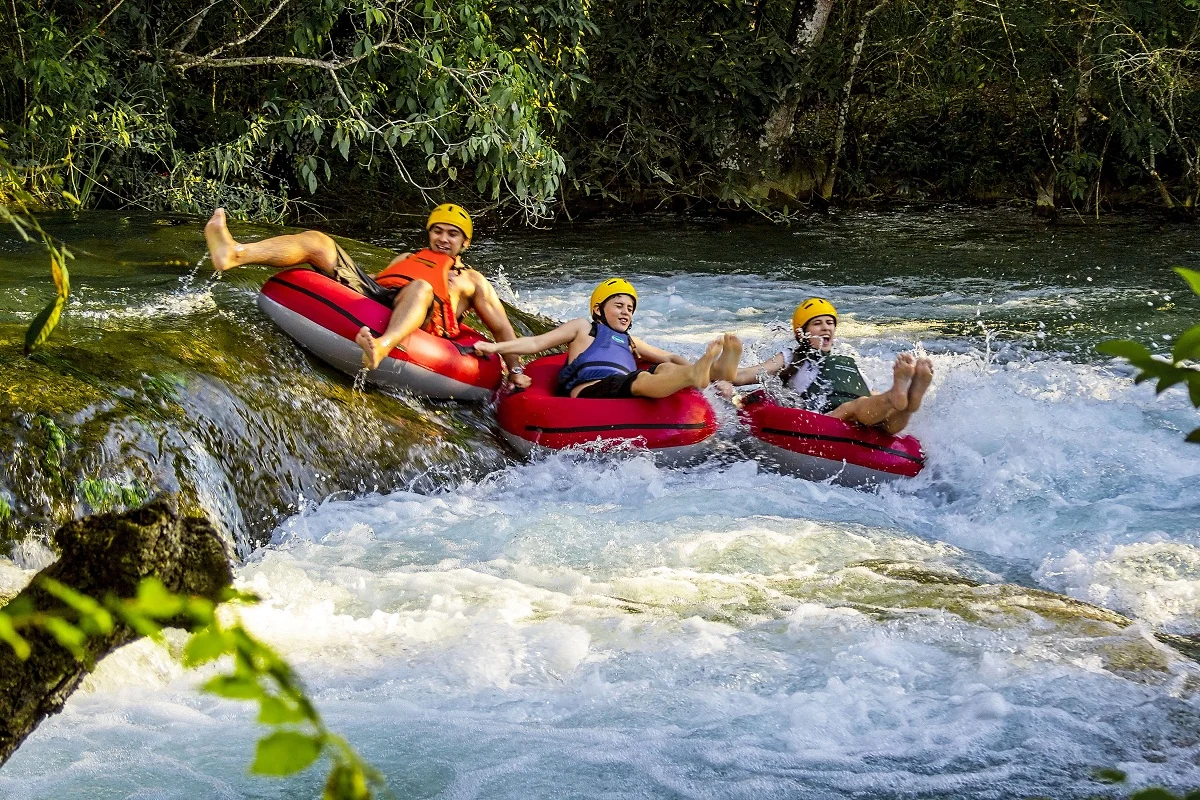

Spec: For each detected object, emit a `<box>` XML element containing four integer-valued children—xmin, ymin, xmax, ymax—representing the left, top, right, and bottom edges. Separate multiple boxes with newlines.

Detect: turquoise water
<box><xmin>1</xmin><ymin>208</ymin><xmax>1199</xmax><ymax>798</ymax></box>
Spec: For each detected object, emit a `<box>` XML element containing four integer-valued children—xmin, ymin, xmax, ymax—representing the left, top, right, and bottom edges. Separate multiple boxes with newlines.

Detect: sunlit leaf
<box><xmin>258</xmin><ymin>694</ymin><xmax>308</xmax><ymax>725</ymax></box>
<box><xmin>50</xmin><ymin>251</ymin><xmax>70</xmax><ymax>297</ymax></box>
<box><xmin>1096</xmin><ymin>339</ymin><xmax>1154</xmax><ymax>365</ymax></box>
<box><xmin>251</xmin><ymin>730</ymin><xmax>323</xmax><ymax>776</ymax></box>
<box><xmin>323</xmin><ymin>761</ymin><xmax>372</xmax><ymax>800</ymax></box>
<box><xmin>183</xmin><ymin>627</ymin><xmax>230</xmax><ymax>666</ymax></box>
<box><xmin>1175</xmin><ymin>267</ymin><xmax>1200</xmax><ymax>298</ymax></box>
<box><xmin>43</xmin><ymin>616</ymin><xmax>88</xmax><ymax>660</ymax></box>
<box><xmin>134</xmin><ymin>577</ymin><xmax>186</xmax><ymax>618</ymax></box>
<box><xmin>1173</xmin><ymin>324</ymin><xmax>1200</xmax><ymax>363</ymax></box>
<box><xmin>185</xmin><ymin>596</ymin><xmax>216</xmax><ymax>624</ymax></box>
<box><xmin>0</xmin><ymin>613</ymin><xmax>31</xmax><ymax>660</ymax></box>
<box><xmin>23</xmin><ymin>293</ymin><xmax>66</xmax><ymax>356</ymax></box>
<box><xmin>203</xmin><ymin>673</ymin><xmax>265</xmax><ymax>700</ymax></box>
<box><xmin>40</xmin><ymin>577</ymin><xmax>113</xmax><ymax>635</ymax></box>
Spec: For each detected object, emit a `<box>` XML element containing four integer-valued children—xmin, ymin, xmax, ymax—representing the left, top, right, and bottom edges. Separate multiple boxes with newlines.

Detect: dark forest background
<box><xmin>3</xmin><ymin>0</ymin><xmax>1199</xmax><ymax>223</ymax></box>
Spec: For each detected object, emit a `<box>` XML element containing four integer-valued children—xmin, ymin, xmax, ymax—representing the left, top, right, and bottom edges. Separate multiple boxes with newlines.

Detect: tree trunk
<box><xmin>821</xmin><ymin>0</ymin><xmax>889</xmax><ymax>201</ymax></box>
<box><xmin>0</xmin><ymin>496</ymin><xmax>233</xmax><ymax>765</ymax></box>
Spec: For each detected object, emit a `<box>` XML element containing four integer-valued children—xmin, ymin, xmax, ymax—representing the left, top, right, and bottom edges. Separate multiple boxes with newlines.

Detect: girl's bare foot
<box><xmin>690</xmin><ymin>339</ymin><xmax>723</xmax><ymax>388</ymax></box>
<box><xmin>355</xmin><ymin>326</ymin><xmax>391</xmax><ymax>370</ymax></box>
<box><xmin>204</xmin><ymin>208</ymin><xmax>242</xmax><ymax>272</ymax></box>
<box><xmin>884</xmin><ymin>353</ymin><xmax>915</xmax><ymax>411</ymax></box>
<box><xmin>907</xmin><ymin>357</ymin><xmax>934</xmax><ymax>413</ymax></box>
<box><xmin>711</xmin><ymin>332</ymin><xmax>742</xmax><ymax>382</ymax></box>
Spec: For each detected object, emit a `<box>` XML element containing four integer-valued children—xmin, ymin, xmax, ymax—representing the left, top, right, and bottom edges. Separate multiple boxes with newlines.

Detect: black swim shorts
<box><xmin>573</xmin><ymin>365</ymin><xmax>659</xmax><ymax>399</ymax></box>
<box><xmin>329</xmin><ymin>244</ymin><xmax>401</xmax><ymax>307</ymax></box>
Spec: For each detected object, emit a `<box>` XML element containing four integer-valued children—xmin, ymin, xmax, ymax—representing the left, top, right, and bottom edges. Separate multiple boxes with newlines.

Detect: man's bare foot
<box><xmin>711</xmin><ymin>332</ymin><xmax>742</xmax><ymax>382</ymax></box>
<box><xmin>355</xmin><ymin>326</ymin><xmax>391</xmax><ymax>370</ymax></box>
<box><xmin>205</xmin><ymin>208</ymin><xmax>242</xmax><ymax>272</ymax></box>
<box><xmin>906</xmin><ymin>357</ymin><xmax>934</xmax><ymax>413</ymax></box>
<box><xmin>884</xmin><ymin>353</ymin><xmax>915</xmax><ymax>411</ymax></box>
<box><xmin>690</xmin><ymin>339</ymin><xmax>723</xmax><ymax>388</ymax></box>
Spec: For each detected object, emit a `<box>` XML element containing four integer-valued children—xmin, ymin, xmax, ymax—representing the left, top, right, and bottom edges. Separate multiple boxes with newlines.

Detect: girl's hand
<box><xmin>474</xmin><ymin>341</ymin><xmax>499</xmax><ymax>355</ymax></box>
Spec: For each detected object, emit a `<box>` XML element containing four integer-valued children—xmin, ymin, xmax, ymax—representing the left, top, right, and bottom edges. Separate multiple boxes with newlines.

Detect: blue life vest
<box><xmin>557</xmin><ymin>321</ymin><xmax>638</xmax><ymax>394</ymax></box>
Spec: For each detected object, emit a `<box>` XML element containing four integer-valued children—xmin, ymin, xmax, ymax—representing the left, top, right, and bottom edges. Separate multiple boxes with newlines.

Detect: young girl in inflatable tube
<box><xmin>717</xmin><ymin>298</ymin><xmax>933</xmax><ymax>434</ymax></box>
<box><xmin>474</xmin><ymin>279</ymin><xmax>742</xmax><ymax>398</ymax></box>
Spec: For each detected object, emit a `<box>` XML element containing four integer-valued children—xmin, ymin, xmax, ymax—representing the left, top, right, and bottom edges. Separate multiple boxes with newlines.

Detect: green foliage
<box><xmin>1</xmin><ymin>0</ymin><xmax>595</xmax><ymax>221</ymax></box>
<box><xmin>0</xmin><ymin>577</ymin><xmax>384</xmax><ymax>799</ymax></box>
<box><xmin>75</xmin><ymin>477</ymin><xmax>150</xmax><ymax>514</ymax></box>
<box><xmin>5</xmin><ymin>0</ymin><xmax>1200</xmax><ymax>216</ymax></box>
<box><xmin>1</xmin><ymin>138</ymin><xmax>74</xmax><ymax>353</ymax></box>
<box><xmin>1099</xmin><ymin>267</ymin><xmax>1200</xmax><ymax>442</ymax></box>
<box><xmin>0</xmin><ymin>496</ymin><xmax>11</xmax><ymax>523</ymax></box>
<box><xmin>1092</xmin><ymin>766</ymin><xmax>1128</xmax><ymax>783</ymax></box>
<box><xmin>32</xmin><ymin>414</ymin><xmax>70</xmax><ymax>482</ymax></box>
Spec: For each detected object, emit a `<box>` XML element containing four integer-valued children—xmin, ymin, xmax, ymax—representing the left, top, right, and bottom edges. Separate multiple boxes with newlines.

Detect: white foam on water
<box><xmin>5</xmin><ymin>262</ymin><xmax>1200</xmax><ymax>798</ymax></box>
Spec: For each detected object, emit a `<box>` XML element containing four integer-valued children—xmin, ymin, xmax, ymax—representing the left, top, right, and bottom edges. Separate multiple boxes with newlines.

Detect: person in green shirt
<box><xmin>719</xmin><ymin>297</ymin><xmax>933</xmax><ymax>434</ymax></box>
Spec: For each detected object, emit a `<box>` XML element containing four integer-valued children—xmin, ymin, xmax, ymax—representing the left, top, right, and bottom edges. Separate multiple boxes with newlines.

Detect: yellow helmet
<box><xmin>792</xmin><ymin>297</ymin><xmax>838</xmax><ymax>333</ymax></box>
<box><xmin>590</xmin><ymin>278</ymin><xmax>638</xmax><ymax>316</ymax></box>
<box><xmin>426</xmin><ymin>203</ymin><xmax>473</xmax><ymax>243</ymax></box>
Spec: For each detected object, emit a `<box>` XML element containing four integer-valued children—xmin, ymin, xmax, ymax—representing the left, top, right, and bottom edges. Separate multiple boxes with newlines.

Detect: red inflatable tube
<box><xmin>497</xmin><ymin>354</ymin><xmax>718</xmax><ymax>461</ymax></box>
<box><xmin>739</xmin><ymin>391</ymin><xmax>925</xmax><ymax>486</ymax></box>
<box><xmin>257</xmin><ymin>268</ymin><xmax>503</xmax><ymax>399</ymax></box>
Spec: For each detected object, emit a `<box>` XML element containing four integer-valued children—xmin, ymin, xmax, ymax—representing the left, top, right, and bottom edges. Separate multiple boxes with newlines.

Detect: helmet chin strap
<box><xmin>596</xmin><ymin>300</ymin><xmax>632</xmax><ymax>332</ymax></box>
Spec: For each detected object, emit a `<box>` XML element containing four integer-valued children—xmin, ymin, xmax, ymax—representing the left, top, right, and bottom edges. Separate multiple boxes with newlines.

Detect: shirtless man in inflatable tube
<box><xmin>204</xmin><ymin>204</ymin><xmax>531</xmax><ymax>387</ymax></box>
<box><xmin>719</xmin><ymin>297</ymin><xmax>933</xmax><ymax>434</ymax></box>
<box><xmin>475</xmin><ymin>278</ymin><xmax>742</xmax><ymax>399</ymax></box>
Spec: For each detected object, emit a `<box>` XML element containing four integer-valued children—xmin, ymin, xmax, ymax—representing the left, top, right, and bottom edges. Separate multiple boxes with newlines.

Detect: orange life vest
<box><xmin>374</xmin><ymin>249</ymin><xmax>461</xmax><ymax>338</ymax></box>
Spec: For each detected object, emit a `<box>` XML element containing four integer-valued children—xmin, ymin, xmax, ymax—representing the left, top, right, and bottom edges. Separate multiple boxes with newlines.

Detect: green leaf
<box><xmin>44</xmin><ymin>616</ymin><xmax>88</xmax><ymax>659</ymax></box>
<box><xmin>1172</xmin><ymin>323</ymin><xmax>1200</xmax><ymax>363</ymax></box>
<box><xmin>1186</xmin><ymin>426</ymin><xmax>1200</xmax><ymax>444</ymax></box>
<box><xmin>24</xmin><ymin>294</ymin><xmax>66</xmax><ymax>356</ymax></box>
<box><xmin>40</xmin><ymin>578</ymin><xmax>113</xmax><ymax>635</ymax></box>
<box><xmin>258</xmin><ymin>694</ymin><xmax>308</xmax><ymax>725</ymax></box>
<box><xmin>50</xmin><ymin>251</ymin><xmax>70</xmax><ymax>297</ymax></box>
<box><xmin>185</xmin><ymin>597</ymin><xmax>216</xmax><ymax>625</ymax></box>
<box><xmin>0</xmin><ymin>613</ymin><xmax>31</xmax><ymax>660</ymax></box>
<box><xmin>1097</xmin><ymin>339</ymin><xmax>1153</xmax><ymax>362</ymax></box>
<box><xmin>323</xmin><ymin>761</ymin><xmax>371</xmax><ymax>800</ymax></box>
<box><xmin>251</xmin><ymin>730</ymin><xmax>323</xmax><ymax>776</ymax></box>
<box><xmin>203</xmin><ymin>673</ymin><xmax>265</xmax><ymax>700</ymax></box>
<box><xmin>134</xmin><ymin>578</ymin><xmax>186</xmax><ymax>618</ymax></box>
<box><xmin>1175</xmin><ymin>267</ymin><xmax>1200</xmax><ymax>298</ymax></box>
<box><xmin>184</xmin><ymin>627</ymin><xmax>230</xmax><ymax>666</ymax></box>
<box><xmin>118</xmin><ymin>608</ymin><xmax>165</xmax><ymax>639</ymax></box>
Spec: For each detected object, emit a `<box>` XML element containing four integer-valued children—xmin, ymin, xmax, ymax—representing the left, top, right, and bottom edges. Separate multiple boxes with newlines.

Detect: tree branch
<box><xmin>63</xmin><ymin>0</ymin><xmax>131</xmax><ymax>59</ymax></box>
<box><xmin>204</xmin><ymin>0</ymin><xmax>292</xmax><ymax>59</ymax></box>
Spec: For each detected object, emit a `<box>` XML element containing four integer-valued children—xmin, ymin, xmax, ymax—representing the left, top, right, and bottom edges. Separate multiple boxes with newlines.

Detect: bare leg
<box><xmin>627</xmin><ymin>340</ymin><xmax>722</xmax><ymax>399</ymax></box>
<box><xmin>830</xmin><ymin>354</ymin><xmax>915</xmax><ymax>428</ymax></box>
<box><xmin>355</xmin><ymin>280</ymin><xmax>435</xmax><ymax>369</ymax></box>
<box><xmin>465</xmin><ymin>271</ymin><xmax>523</xmax><ymax>373</ymax></box>
<box><xmin>711</xmin><ymin>333</ymin><xmax>742</xmax><ymax>382</ymax></box>
<box><xmin>205</xmin><ymin>208</ymin><xmax>340</xmax><ymax>275</ymax></box>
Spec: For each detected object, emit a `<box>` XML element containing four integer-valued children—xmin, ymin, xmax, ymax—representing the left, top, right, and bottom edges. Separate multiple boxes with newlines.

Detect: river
<box><xmin>1</xmin><ymin>208</ymin><xmax>1199</xmax><ymax>798</ymax></box>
